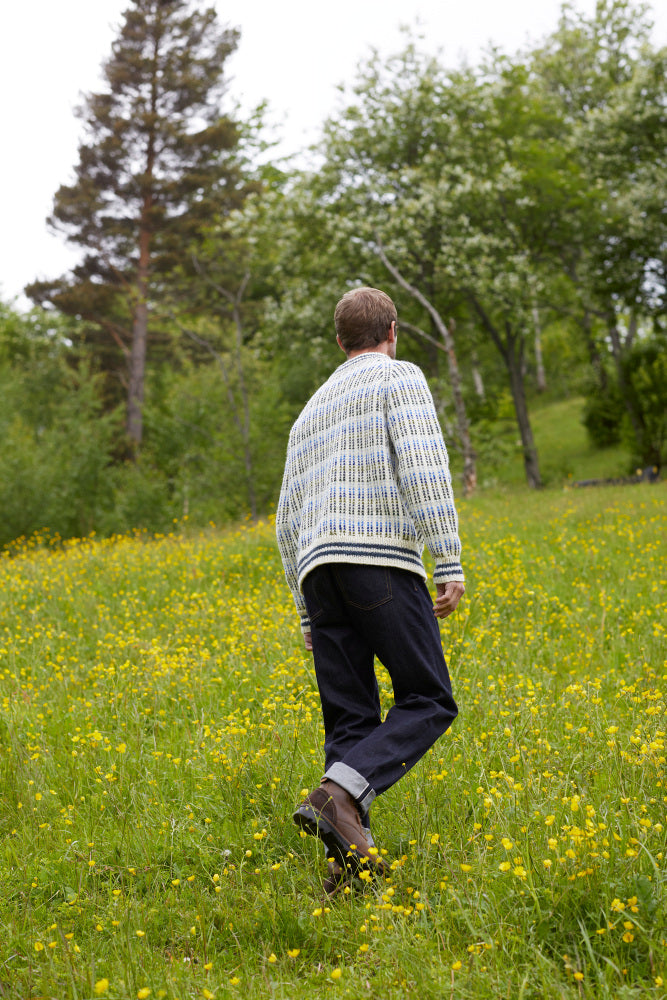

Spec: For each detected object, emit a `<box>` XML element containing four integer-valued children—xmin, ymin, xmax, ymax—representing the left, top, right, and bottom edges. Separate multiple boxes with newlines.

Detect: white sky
<box><xmin>1</xmin><ymin>0</ymin><xmax>664</xmax><ymax>305</ymax></box>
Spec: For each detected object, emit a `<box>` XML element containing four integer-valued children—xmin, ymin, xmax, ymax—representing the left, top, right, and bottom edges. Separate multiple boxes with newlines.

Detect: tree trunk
<box><xmin>626</xmin><ymin>311</ymin><xmax>638</xmax><ymax>351</ymax></box>
<box><xmin>127</xmin><ymin>228</ymin><xmax>150</xmax><ymax>447</ymax></box>
<box><xmin>231</xmin><ymin>292</ymin><xmax>257</xmax><ymax>521</ymax></box>
<box><xmin>444</xmin><ymin>319</ymin><xmax>477</xmax><ymax>496</ymax></box>
<box><xmin>471</xmin><ymin>351</ymin><xmax>485</xmax><ymax>399</ymax></box>
<box><xmin>127</xmin><ymin>36</ymin><xmax>158</xmax><ymax>449</ymax></box>
<box><xmin>532</xmin><ymin>302</ymin><xmax>547</xmax><ymax>393</ymax></box>
<box><xmin>507</xmin><ymin>335</ymin><xmax>542</xmax><ymax>488</ymax></box>
<box><xmin>376</xmin><ymin>242</ymin><xmax>477</xmax><ymax>496</ymax></box>
<box><xmin>607</xmin><ymin>311</ymin><xmax>624</xmax><ymax>367</ymax></box>
<box><xmin>582</xmin><ymin>308</ymin><xmax>607</xmax><ymax>390</ymax></box>
<box><xmin>469</xmin><ymin>294</ymin><xmax>542</xmax><ymax>488</ymax></box>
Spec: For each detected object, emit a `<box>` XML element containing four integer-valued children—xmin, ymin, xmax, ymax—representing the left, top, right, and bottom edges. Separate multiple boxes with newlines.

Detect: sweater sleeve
<box><xmin>275</xmin><ymin>447</ymin><xmax>311</xmax><ymax>633</ymax></box>
<box><xmin>386</xmin><ymin>363</ymin><xmax>464</xmax><ymax>583</ymax></box>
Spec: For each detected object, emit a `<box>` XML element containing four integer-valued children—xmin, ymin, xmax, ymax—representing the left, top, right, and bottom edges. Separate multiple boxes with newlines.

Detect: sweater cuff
<box><xmin>433</xmin><ymin>561</ymin><xmax>465</xmax><ymax>584</ymax></box>
<box><xmin>298</xmin><ymin>606</ymin><xmax>311</xmax><ymax>634</ymax></box>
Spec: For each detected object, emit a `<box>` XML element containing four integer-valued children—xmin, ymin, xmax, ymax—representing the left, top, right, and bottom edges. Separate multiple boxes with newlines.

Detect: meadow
<box><xmin>1</xmin><ymin>483</ymin><xmax>665</xmax><ymax>999</ymax></box>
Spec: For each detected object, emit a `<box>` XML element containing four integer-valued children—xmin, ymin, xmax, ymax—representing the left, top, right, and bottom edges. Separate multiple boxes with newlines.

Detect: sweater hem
<box><xmin>297</xmin><ymin>541</ymin><xmax>428</xmax><ymax>592</ymax></box>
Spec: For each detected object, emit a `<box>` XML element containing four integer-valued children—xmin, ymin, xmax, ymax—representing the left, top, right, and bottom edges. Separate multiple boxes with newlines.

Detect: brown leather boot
<box><xmin>293</xmin><ymin>779</ymin><xmax>387</xmax><ymax>876</ymax></box>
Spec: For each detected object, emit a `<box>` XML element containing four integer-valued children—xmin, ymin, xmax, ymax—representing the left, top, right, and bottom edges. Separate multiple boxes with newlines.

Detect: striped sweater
<box><xmin>276</xmin><ymin>352</ymin><xmax>464</xmax><ymax>632</ymax></box>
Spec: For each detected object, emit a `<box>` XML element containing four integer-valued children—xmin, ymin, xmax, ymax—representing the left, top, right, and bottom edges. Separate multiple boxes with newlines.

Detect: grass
<box><xmin>459</xmin><ymin>395</ymin><xmax>633</xmax><ymax>490</ymax></box>
<box><xmin>1</xmin><ymin>482</ymin><xmax>665</xmax><ymax>999</ymax></box>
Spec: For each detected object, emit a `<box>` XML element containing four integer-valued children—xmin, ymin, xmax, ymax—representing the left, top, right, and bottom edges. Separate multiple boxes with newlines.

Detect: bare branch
<box><xmin>374</xmin><ymin>235</ymin><xmax>454</xmax><ymax>350</ymax></box>
<box><xmin>400</xmin><ymin>320</ymin><xmax>448</xmax><ymax>354</ymax></box>
<box><xmin>190</xmin><ymin>255</ymin><xmax>250</xmax><ymax>311</ymax></box>
<box><xmin>374</xmin><ymin>234</ymin><xmax>477</xmax><ymax>495</ymax></box>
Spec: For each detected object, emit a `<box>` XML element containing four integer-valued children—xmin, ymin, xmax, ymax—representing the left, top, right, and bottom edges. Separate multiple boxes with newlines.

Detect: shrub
<box><xmin>0</xmin><ymin>366</ymin><xmax>119</xmax><ymax>548</ymax></box>
<box><xmin>582</xmin><ymin>378</ymin><xmax>624</xmax><ymax>448</ymax></box>
<box><xmin>619</xmin><ymin>338</ymin><xmax>667</xmax><ymax>470</ymax></box>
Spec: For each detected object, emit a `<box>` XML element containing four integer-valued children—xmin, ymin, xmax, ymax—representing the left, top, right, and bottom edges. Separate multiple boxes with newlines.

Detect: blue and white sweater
<box><xmin>276</xmin><ymin>352</ymin><xmax>464</xmax><ymax>632</ymax></box>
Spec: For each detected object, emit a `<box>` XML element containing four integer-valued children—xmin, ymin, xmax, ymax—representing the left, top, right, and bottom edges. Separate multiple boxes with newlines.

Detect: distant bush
<box><xmin>0</xmin><ymin>305</ymin><xmax>292</xmax><ymax>547</ymax></box>
<box><xmin>0</xmin><ymin>363</ymin><xmax>119</xmax><ymax>548</ymax></box>
<box><xmin>619</xmin><ymin>338</ymin><xmax>667</xmax><ymax>470</ymax></box>
<box><xmin>100</xmin><ymin>461</ymin><xmax>178</xmax><ymax>538</ymax></box>
<box><xmin>140</xmin><ymin>358</ymin><xmax>292</xmax><ymax>524</ymax></box>
<box><xmin>582</xmin><ymin>379</ymin><xmax>624</xmax><ymax>448</ymax></box>
<box><xmin>0</xmin><ymin>352</ymin><xmax>290</xmax><ymax>547</ymax></box>
<box><xmin>582</xmin><ymin>337</ymin><xmax>666</xmax><ymax>469</ymax></box>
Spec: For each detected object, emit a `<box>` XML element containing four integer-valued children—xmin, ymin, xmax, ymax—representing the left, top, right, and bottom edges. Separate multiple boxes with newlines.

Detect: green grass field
<box><xmin>456</xmin><ymin>395</ymin><xmax>635</xmax><ymax>490</ymax></box>
<box><xmin>1</xmin><ymin>480</ymin><xmax>665</xmax><ymax>999</ymax></box>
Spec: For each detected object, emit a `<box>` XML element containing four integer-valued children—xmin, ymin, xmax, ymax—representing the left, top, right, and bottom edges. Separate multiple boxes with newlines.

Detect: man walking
<box><xmin>276</xmin><ymin>287</ymin><xmax>464</xmax><ymax>891</ymax></box>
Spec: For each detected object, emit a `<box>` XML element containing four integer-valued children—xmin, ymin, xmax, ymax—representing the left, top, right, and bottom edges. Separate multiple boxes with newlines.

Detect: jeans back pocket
<box><xmin>334</xmin><ymin>564</ymin><xmax>393</xmax><ymax>610</ymax></box>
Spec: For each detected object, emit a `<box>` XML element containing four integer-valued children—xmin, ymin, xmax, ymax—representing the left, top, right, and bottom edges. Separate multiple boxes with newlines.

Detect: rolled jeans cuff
<box><xmin>325</xmin><ymin>761</ymin><xmax>376</xmax><ymax>814</ymax></box>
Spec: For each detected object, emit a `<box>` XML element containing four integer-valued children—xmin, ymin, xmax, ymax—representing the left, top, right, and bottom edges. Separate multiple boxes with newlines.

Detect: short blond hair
<box><xmin>334</xmin><ymin>287</ymin><xmax>397</xmax><ymax>354</ymax></box>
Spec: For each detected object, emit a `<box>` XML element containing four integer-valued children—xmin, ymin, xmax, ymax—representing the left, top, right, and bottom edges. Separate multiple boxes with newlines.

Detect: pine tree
<box><xmin>27</xmin><ymin>0</ymin><xmax>248</xmax><ymax>447</ymax></box>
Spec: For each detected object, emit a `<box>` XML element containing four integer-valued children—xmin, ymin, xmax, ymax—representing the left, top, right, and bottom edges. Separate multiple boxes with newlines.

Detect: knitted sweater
<box><xmin>276</xmin><ymin>352</ymin><xmax>464</xmax><ymax>632</ymax></box>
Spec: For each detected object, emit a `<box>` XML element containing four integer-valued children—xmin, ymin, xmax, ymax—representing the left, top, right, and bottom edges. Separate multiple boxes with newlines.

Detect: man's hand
<box><xmin>433</xmin><ymin>581</ymin><xmax>465</xmax><ymax>619</ymax></box>
<box><xmin>304</xmin><ymin>631</ymin><xmax>313</xmax><ymax>651</ymax></box>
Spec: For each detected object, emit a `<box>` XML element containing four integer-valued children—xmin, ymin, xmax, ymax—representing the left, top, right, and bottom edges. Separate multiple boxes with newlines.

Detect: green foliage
<box><xmin>141</xmin><ymin>358</ymin><xmax>293</xmax><ymax>523</ymax></box>
<box><xmin>582</xmin><ymin>336</ymin><xmax>667</xmax><ymax>469</ymax></box>
<box><xmin>0</xmin><ymin>349</ymin><xmax>294</xmax><ymax>549</ymax></box>
<box><xmin>0</xmin><ymin>363</ymin><xmax>119</xmax><ymax>548</ymax></box>
<box><xmin>6</xmin><ymin>1</ymin><xmax>667</xmax><ymax>534</ymax></box>
<box><xmin>583</xmin><ymin>378</ymin><xmax>624</xmax><ymax>448</ymax></box>
<box><xmin>0</xmin><ymin>303</ymin><xmax>293</xmax><ymax>548</ymax></box>
<box><xmin>538</xmin><ymin>318</ymin><xmax>590</xmax><ymax>397</ymax></box>
<box><xmin>102</xmin><ymin>460</ymin><xmax>178</xmax><ymax>538</ymax></box>
<box><xmin>0</xmin><ymin>297</ymin><xmax>649</xmax><ymax>549</ymax></box>
<box><xmin>265</xmin><ymin>1</ymin><xmax>665</xmax><ymax>490</ymax></box>
<box><xmin>619</xmin><ymin>337</ymin><xmax>667</xmax><ymax>469</ymax></box>
<box><xmin>0</xmin><ymin>306</ymin><xmax>116</xmax><ymax>546</ymax></box>
<box><xmin>476</xmin><ymin>396</ymin><xmax>634</xmax><ymax>489</ymax></box>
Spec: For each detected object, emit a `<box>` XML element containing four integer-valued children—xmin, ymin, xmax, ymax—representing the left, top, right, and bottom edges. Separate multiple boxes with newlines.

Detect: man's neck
<box><xmin>346</xmin><ymin>343</ymin><xmax>393</xmax><ymax>360</ymax></box>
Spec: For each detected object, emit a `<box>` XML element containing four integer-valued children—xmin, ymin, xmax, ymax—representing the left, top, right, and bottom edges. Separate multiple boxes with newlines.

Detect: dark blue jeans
<box><xmin>302</xmin><ymin>563</ymin><xmax>458</xmax><ymax>815</ymax></box>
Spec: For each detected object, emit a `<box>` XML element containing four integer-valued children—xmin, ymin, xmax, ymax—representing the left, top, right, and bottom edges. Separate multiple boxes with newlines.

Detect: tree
<box><xmin>313</xmin><ymin>5</ymin><xmax>665</xmax><ymax>489</ymax></box>
<box><xmin>305</xmin><ymin>44</ymin><xmax>586</xmax><ymax>488</ymax></box>
<box><xmin>273</xmin><ymin>46</ymin><xmax>478</xmax><ymax>494</ymax></box>
<box><xmin>530</xmin><ymin>0</ymin><xmax>667</xmax><ymax>454</ymax></box>
<box><xmin>27</xmin><ymin>0</ymin><xmax>250</xmax><ymax>449</ymax></box>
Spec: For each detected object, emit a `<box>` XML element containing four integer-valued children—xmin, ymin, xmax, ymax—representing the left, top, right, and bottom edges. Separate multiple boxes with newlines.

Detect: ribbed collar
<box><xmin>339</xmin><ymin>352</ymin><xmax>392</xmax><ymax>370</ymax></box>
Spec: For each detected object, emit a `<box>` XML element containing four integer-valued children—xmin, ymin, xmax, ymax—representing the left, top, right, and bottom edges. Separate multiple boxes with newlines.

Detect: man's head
<box><xmin>334</xmin><ymin>287</ymin><xmax>398</xmax><ymax>358</ymax></box>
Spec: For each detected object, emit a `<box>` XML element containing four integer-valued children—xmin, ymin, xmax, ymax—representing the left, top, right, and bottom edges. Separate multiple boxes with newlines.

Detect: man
<box><xmin>276</xmin><ymin>286</ymin><xmax>464</xmax><ymax>893</ymax></box>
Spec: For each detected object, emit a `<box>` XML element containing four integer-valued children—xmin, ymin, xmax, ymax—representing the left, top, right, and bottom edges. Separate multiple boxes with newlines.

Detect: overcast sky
<box><xmin>1</xmin><ymin>0</ymin><xmax>664</xmax><ymax>305</ymax></box>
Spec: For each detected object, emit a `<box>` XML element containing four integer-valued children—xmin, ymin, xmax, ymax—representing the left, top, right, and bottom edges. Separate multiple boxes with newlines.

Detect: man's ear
<box><xmin>336</xmin><ymin>335</ymin><xmax>346</xmax><ymax>353</ymax></box>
